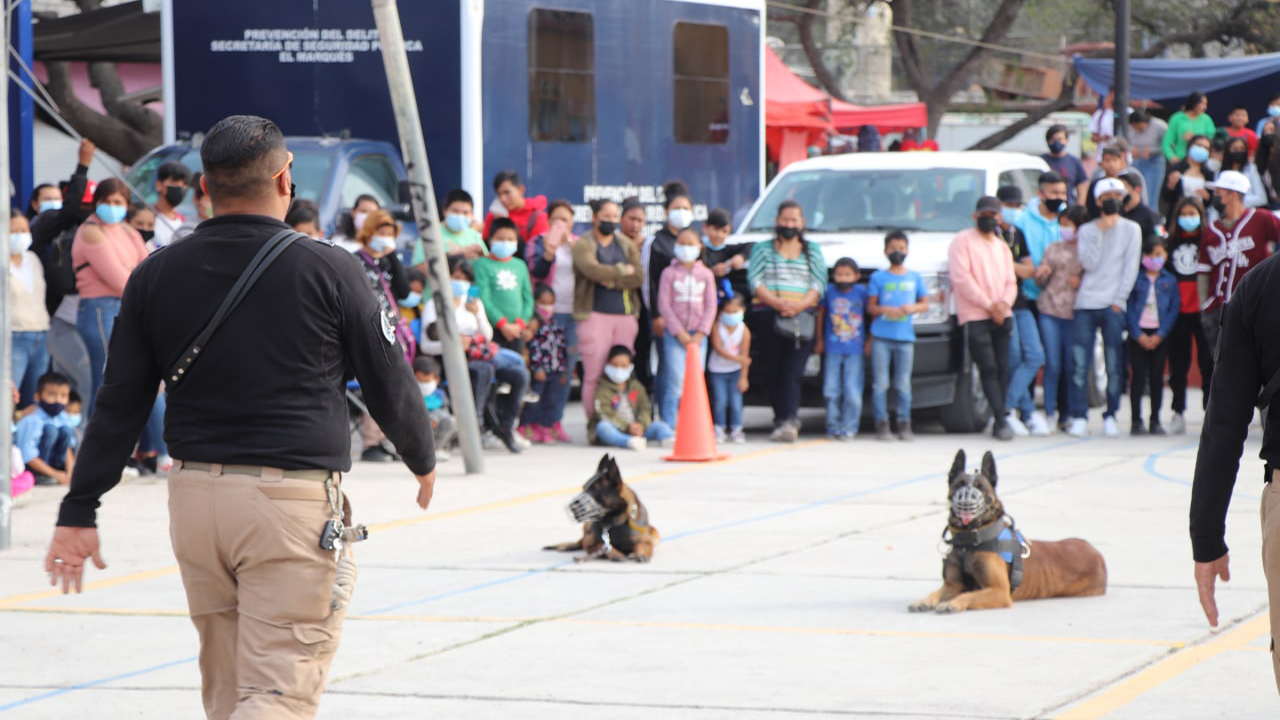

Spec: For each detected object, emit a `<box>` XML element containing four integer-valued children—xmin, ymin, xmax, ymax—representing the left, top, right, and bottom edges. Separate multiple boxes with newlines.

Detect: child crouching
<box><xmin>589</xmin><ymin>345</ymin><xmax>673</xmax><ymax>451</ymax></box>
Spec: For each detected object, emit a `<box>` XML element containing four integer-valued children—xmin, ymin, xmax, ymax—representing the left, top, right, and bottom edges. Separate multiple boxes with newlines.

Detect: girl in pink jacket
<box><xmin>657</xmin><ymin>227</ymin><xmax>718</xmax><ymax>426</ymax></box>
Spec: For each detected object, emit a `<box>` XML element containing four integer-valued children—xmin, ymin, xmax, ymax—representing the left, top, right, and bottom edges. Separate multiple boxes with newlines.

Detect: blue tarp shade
<box><xmin>1073</xmin><ymin>53</ymin><xmax>1280</xmax><ymax>125</ymax></box>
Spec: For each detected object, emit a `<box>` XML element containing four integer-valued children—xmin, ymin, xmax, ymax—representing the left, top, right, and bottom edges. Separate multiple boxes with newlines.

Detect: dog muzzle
<box><xmin>566</xmin><ymin>492</ymin><xmax>606</xmax><ymax>523</ymax></box>
<box><xmin>950</xmin><ymin>485</ymin><xmax>987</xmax><ymax>526</ymax></box>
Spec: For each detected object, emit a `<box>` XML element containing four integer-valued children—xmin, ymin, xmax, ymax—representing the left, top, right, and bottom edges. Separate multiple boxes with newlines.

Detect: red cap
<box><xmin>81</xmin><ymin>180</ymin><xmax>97</xmax><ymax>204</ymax></box>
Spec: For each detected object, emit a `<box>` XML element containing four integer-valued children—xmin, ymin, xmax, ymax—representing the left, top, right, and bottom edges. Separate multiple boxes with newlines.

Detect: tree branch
<box><xmin>86</xmin><ymin>62</ymin><xmax>161</xmax><ymax>138</ymax></box>
<box><xmin>930</xmin><ymin>0</ymin><xmax>1028</xmax><ymax>108</ymax></box>
<box><xmin>966</xmin><ymin>70</ymin><xmax>1077</xmax><ymax>150</ymax></box>
<box><xmin>795</xmin><ymin>0</ymin><xmax>849</xmax><ymax>101</ymax></box>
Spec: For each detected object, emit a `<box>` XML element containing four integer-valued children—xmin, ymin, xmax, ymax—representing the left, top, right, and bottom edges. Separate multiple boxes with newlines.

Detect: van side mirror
<box><xmin>391</xmin><ymin>204</ymin><xmax>416</xmax><ymax>222</ymax></box>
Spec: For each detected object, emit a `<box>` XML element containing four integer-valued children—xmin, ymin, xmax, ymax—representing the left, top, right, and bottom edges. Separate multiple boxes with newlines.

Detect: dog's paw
<box><xmin>573</xmin><ymin>555</ymin><xmax>592</xmax><ymax>564</ymax></box>
<box><xmin>934</xmin><ymin>602</ymin><xmax>964</xmax><ymax>614</ymax></box>
<box><xmin>630</xmin><ymin>554</ymin><xmax>652</xmax><ymax>563</ymax></box>
<box><xmin>907</xmin><ymin>601</ymin><xmax>935</xmax><ymax>613</ymax></box>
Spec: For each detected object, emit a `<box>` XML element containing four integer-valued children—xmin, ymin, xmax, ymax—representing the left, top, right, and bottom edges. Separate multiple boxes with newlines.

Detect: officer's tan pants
<box><xmin>1261</xmin><ymin>473</ymin><xmax>1280</xmax><ymax>693</ymax></box>
<box><xmin>169</xmin><ymin>462</ymin><xmax>346</xmax><ymax>720</ymax></box>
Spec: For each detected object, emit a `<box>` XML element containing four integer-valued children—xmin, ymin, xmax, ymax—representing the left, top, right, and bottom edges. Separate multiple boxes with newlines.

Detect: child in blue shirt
<box><xmin>867</xmin><ymin>230</ymin><xmax>929</xmax><ymax>441</ymax></box>
<box><xmin>412</xmin><ymin>356</ymin><xmax>456</xmax><ymax>462</ymax></box>
<box><xmin>814</xmin><ymin>258</ymin><xmax>868</xmax><ymax>438</ymax></box>
<box><xmin>13</xmin><ymin>372</ymin><xmax>76</xmax><ymax>485</ymax></box>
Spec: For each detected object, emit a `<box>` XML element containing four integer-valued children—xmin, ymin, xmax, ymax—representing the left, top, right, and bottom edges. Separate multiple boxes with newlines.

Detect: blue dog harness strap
<box><xmin>943</xmin><ymin>516</ymin><xmax>1027</xmax><ymax>592</ymax></box>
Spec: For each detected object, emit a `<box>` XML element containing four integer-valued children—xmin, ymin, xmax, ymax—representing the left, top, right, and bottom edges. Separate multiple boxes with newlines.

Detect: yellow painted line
<box><xmin>0</xmin><ymin>441</ymin><xmax>827</xmax><ymax>609</ymax></box>
<box><xmin>2</xmin><ymin>605</ymin><xmax>188</xmax><ymax>617</ymax></box>
<box><xmin>1052</xmin><ymin>612</ymin><xmax>1269</xmax><ymax>720</ymax></box>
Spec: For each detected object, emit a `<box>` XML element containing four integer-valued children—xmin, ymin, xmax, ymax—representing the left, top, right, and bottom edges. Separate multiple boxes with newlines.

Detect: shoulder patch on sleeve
<box><xmin>310</xmin><ymin>235</ymin><xmax>336</xmax><ymax>247</ymax></box>
<box><xmin>380</xmin><ymin>312</ymin><xmax>396</xmax><ymax>345</ymax></box>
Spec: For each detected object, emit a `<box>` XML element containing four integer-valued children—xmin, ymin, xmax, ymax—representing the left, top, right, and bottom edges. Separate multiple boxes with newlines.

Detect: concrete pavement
<box><xmin>0</xmin><ymin>390</ymin><xmax>1274</xmax><ymax>718</ymax></box>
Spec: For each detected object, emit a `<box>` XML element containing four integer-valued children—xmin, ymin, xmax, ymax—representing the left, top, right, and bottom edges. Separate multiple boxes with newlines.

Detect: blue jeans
<box><xmin>1006</xmin><ymin>309</ymin><xmax>1045</xmax><ymax>420</ymax></box>
<box><xmin>708</xmin><ymin>369</ymin><xmax>743</xmax><ymax>431</ymax></box>
<box><xmin>824</xmin><ymin>350</ymin><xmax>864</xmax><ymax>434</ymax></box>
<box><xmin>491</xmin><ymin>347</ymin><xmax>530</xmax><ymax>432</ymax></box>
<box><xmin>47</xmin><ymin>317</ymin><xmax>91</xmax><ymax>399</ymax></box>
<box><xmin>11</xmin><ymin>330</ymin><xmax>49</xmax><ymax>408</ymax></box>
<box><xmin>871</xmin><ymin>338</ymin><xmax>913</xmax><ymax>422</ymax></box>
<box><xmin>660</xmin><ymin>335</ymin><xmax>708</xmax><ymax>427</ymax></box>
<box><xmin>77</xmin><ymin>296</ymin><xmax>121</xmax><ymax>418</ymax></box>
<box><xmin>38</xmin><ymin>424</ymin><xmax>75</xmax><ymax>470</ymax></box>
<box><xmin>595</xmin><ymin>419</ymin><xmax>674</xmax><ymax>448</ymax></box>
<box><xmin>1037</xmin><ymin>314</ymin><xmax>1074</xmax><ymax>420</ymax></box>
<box><xmin>1133</xmin><ymin>155</ymin><xmax>1166</xmax><ymax>209</ymax></box>
<box><xmin>521</xmin><ymin>370</ymin><xmax>568</xmax><ymax>426</ymax></box>
<box><xmin>1070</xmin><ymin>307</ymin><xmax>1125</xmax><ymax>419</ymax></box>
<box><xmin>139</xmin><ymin>394</ymin><xmax>167</xmax><ymax>456</ymax></box>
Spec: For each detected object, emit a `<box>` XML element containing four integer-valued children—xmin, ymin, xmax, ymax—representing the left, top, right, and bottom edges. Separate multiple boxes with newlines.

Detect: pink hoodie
<box><xmin>948</xmin><ymin>227</ymin><xmax>1017</xmax><ymax>325</ymax></box>
<box><xmin>657</xmin><ymin>259</ymin><xmax>717</xmax><ymax>337</ymax></box>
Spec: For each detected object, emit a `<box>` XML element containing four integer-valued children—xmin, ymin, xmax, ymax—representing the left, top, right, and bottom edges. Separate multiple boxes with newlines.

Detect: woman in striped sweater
<box><xmin>746</xmin><ymin>200</ymin><xmax>827</xmax><ymax>442</ymax></box>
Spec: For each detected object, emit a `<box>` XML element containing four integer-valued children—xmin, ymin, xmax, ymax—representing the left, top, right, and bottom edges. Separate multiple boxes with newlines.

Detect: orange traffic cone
<box><xmin>664</xmin><ymin>343</ymin><xmax>729</xmax><ymax>462</ymax></box>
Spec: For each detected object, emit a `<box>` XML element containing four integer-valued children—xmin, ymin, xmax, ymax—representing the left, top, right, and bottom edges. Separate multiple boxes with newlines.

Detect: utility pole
<box><xmin>371</xmin><ymin>0</ymin><xmax>483</xmax><ymax>473</ymax></box>
<box><xmin>1</xmin><ymin>0</ymin><xmax>14</xmax><ymax>550</ymax></box>
<box><xmin>1113</xmin><ymin>0</ymin><xmax>1130</xmax><ymax>140</ymax></box>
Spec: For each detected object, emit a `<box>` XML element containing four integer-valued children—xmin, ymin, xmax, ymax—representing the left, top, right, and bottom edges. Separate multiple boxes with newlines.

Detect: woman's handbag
<box><xmin>768</xmin><ymin>243</ymin><xmax>818</xmax><ymax>345</ymax></box>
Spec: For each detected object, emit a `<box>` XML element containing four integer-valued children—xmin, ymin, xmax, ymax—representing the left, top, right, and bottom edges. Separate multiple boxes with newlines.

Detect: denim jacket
<box><xmin>1125</xmin><ymin>268</ymin><xmax>1179</xmax><ymax>339</ymax></box>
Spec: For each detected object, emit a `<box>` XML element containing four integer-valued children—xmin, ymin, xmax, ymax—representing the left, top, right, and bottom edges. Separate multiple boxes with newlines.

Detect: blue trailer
<box><xmin>169</xmin><ymin>0</ymin><xmax>764</xmax><ymax>234</ymax></box>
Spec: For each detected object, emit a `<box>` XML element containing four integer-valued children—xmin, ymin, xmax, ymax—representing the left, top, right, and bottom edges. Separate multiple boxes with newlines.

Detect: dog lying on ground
<box><xmin>544</xmin><ymin>454</ymin><xmax>660</xmax><ymax>563</ymax></box>
<box><xmin>909</xmin><ymin>450</ymin><xmax>1107</xmax><ymax>613</ymax></box>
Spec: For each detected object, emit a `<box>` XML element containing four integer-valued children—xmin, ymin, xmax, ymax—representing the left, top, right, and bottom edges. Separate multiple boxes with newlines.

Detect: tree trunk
<box><xmin>42</xmin><ymin>61</ymin><xmax>159</xmax><ymax>164</ymax></box>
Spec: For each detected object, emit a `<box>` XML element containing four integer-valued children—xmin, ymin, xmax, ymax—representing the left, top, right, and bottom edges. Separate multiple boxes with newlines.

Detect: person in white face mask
<box><xmin>7</xmin><ymin>209</ymin><xmax>52</xmax><ymax>409</ymax></box>
<box><xmin>333</xmin><ymin>194</ymin><xmax>381</xmax><ymax>253</ymax></box>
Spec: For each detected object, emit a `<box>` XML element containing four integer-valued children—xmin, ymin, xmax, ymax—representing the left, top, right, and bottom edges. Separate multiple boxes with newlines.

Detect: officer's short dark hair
<box><xmin>488</xmin><ymin>217</ymin><xmax>518</xmax><ymax>240</ymax></box>
<box><xmin>444</xmin><ymin>188</ymin><xmax>473</xmax><ymax>210</ymax></box>
<box><xmin>705</xmin><ymin>207</ymin><xmax>731</xmax><ymax>229</ymax></box>
<box><xmin>200</xmin><ymin>115</ymin><xmax>288</xmax><ymax>203</ymax></box>
<box><xmin>607</xmin><ymin>345</ymin><xmax>633</xmax><ymax>362</ymax></box>
<box><xmin>37</xmin><ymin>372</ymin><xmax>71</xmax><ymax>392</ymax></box>
<box><xmin>412</xmin><ymin>356</ymin><xmax>440</xmax><ymax>376</ymax></box>
<box><xmin>884</xmin><ymin>229</ymin><xmax>909</xmax><ymax>248</ymax></box>
<box><xmin>492</xmin><ymin>169</ymin><xmax>521</xmax><ymax>191</ymax></box>
<box><xmin>157</xmin><ymin>161</ymin><xmax>191</xmax><ymax>185</ymax></box>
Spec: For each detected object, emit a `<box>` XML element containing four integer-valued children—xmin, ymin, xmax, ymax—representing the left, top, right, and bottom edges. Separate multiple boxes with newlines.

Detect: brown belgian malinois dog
<box><xmin>544</xmin><ymin>455</ymin><xmax>659</xmax><ymax>562</ymax></box>
<box><xmin>909</xmin><ymin>450</ymin><xmax>1107</xmax><ymax>613</ymax></box>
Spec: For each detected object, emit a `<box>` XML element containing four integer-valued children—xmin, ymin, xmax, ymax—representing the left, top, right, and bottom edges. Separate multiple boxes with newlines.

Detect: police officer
<box><xmin>44</xmin><ymin>115</ymin><xmax>435</xmax><ymax>719</ymax></box>
<box><xmin>1190</xmin><ymin>249</ymin><xmax>1280</xmax><ymax>693</ymax></box>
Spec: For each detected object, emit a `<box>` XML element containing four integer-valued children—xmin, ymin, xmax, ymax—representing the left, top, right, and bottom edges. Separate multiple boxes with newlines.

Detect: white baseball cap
<box><xmin>1211</xmin><ymin>170</ymin><xmax>1251</xmax><ymax>195</ymax></box>
<box><xmin>1093</xmin><ymin>177</ymin><xmax>1126</xmax><ymax>199</ymax></box>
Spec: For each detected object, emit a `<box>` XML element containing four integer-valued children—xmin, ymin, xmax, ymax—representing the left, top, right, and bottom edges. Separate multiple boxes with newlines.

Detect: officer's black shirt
<box><xmin>1190</xmin><ymin>253</ymin><xmax>1280</xmax><ymax>562</ymax></box>
<box><xmin>58</xmin><ymin>214</ymin><xmax>434</xmax><ymax>527</ymax></box>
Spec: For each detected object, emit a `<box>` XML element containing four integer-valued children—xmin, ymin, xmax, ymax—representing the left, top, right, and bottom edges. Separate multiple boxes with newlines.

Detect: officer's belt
<box><xmin>177</xmin><ymin>461</ymin><xmax>334</xmax><ymax>482</ymax></box>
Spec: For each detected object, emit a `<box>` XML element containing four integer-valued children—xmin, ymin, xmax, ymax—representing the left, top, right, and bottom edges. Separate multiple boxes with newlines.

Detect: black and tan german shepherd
<box><xmin>909</xmin><ymin>450</ymin><xmax>1107</xmax><ymax>613</ymax></box>
<box><xmin>544</xmin><ymin>455</ymin><xmax>660</xmax><ymax>562</ymax></box>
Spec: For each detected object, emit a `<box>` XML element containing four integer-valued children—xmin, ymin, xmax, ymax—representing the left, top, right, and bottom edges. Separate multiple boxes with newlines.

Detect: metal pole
<box><xmin>1113</xmin><ymin>0</ymin><xmax>1130</xmax><ymax>140</ymax></box>
<box><xmin>371</xmin><ymin>0</ymin><xmax>483</xmax><ymax>473</ymax></box>
<box><xmin>1</xmin><ymin>0</ymin><xmax>13</xmax><ymax>550</ymax></box>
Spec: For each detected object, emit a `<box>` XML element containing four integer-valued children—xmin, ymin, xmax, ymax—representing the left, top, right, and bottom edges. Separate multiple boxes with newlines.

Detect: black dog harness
<box><xmin>942</xmin><ymin>515</ymin><xmax>1028</xmax><ymax>592</ymax></box>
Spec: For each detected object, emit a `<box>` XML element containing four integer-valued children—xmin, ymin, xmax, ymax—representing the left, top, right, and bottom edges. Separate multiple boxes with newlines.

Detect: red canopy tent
<box><xmin>764</xmin><ymin>47</ymin><xmax>928</xmax><ymax>169</ymax></box>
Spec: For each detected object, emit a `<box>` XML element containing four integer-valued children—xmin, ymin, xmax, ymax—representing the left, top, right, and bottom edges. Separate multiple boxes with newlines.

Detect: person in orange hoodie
<box><xmin>483</xmin><ymin>169</ymin><xmax>549</xmax><ymax>261</ymax></box>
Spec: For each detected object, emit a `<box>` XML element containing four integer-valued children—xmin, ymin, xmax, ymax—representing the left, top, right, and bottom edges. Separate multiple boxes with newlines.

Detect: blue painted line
<box><xmin>1142</xmin><ymin>440</ymin><xmax>1259</xmax><ymax>501</ymax></box>
<box><xmin>0</xmin><ymin>436</ymin><xmax>1095</xmax><ymax>712</ymax></box>
<box><xmin>0</xmin><ymin>656</ymin><xmax>197</xmax><ymax>713</ymax></box>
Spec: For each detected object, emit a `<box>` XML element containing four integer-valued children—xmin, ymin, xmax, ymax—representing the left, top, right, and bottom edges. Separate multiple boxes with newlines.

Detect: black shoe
<box><xmin>141</xmin><ymin>455</ymin><xmax>158</xmax><ymax>475</ymax></box>
<box><xmin>993</xmin><ymin>422</ymin><xmax>1014</xmax><ymax>441</ymax></box>
<box><xmin>32</xmin><ymin>473</ymin><xmax>58</xmax><ymax>486</ymax></box>
<box><xmin>1131</xmin><ymin>421</ymin><xmax>1148</xmax><ymax>436</ymax></box>
<box><xmin>1148</xmin><ymin>421</ymin><xmax>1167</xmax><ymax>436</ymax></box>
<box><xmin>495</xmin><ymin>427</ymin><xmax>524</xmax><ymax>454</ymax></box>
<box><xmin>361</xmin><ymin>446</ymin><xmax>397</xmax><ymax>462</ymax></box>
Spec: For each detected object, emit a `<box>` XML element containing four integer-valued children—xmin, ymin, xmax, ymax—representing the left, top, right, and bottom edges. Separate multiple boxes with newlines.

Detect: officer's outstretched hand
<box><xmin>1195</xmin><ymin>553</ymin><xmax>1231</xmax><ymax>627</ymax></box>
<box><xmin>45</xmin><ymin>526</ymin><xmax>107</xmax><ymax>594</ymax></box>
<box><xmin>415</xmin><ymin>470</ymin><xmax>437</xmax><ymax>510</ymax></box>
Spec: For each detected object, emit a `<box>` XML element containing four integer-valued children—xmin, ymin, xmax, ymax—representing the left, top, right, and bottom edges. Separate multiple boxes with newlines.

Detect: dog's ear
<box><xmin>981</xmin><ymin>451</ymin><xmax>997</xmax><ymax>488</ymax></box>
<box><xmin>603</xmin><ymin>456</ymin><xmax>622</xmax><ymax>486</ymax></box>
<box><xmin>598</xmin><ymin>454</ymin><xmax>612</xmax><ymax>472</ymax></box>
<box><xmin>949</xmin><ymin>450</ymin><xmax>966</xmax><ymax>483</ymax></box>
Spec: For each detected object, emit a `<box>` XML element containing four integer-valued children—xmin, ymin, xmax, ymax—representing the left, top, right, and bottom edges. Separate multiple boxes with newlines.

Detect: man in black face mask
<box><xmin>1119</xmin><ymin>171</ymin><xmax>1164</xmax><ymax>247</ymax></box>
<box><xmin>151</xmin><ymin>161</ymin><xmax>191</xmax><ymax>250</ymax></box>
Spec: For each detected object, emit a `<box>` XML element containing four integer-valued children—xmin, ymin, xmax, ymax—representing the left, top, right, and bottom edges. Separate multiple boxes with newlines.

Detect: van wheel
<box><xmin>940</xmin><ymin>361</ymin><xmax>992</xmax><ymax>433</ymax></box>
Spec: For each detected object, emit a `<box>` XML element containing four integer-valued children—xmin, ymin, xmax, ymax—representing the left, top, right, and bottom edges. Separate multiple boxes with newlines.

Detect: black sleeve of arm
<box><xmin>56</xmin><ymin>276</ymin><xmax>161</xmax><ymax>527</ymax></box>
<box><xmin>648</xmin><ymin>245</ymin><xmax>666</xmax><ymax>318</ymax></box>
<box><xmin>1190</xmin><ymin>285</ymin><xmax>1261</xmax><ymax>562</ymax></box>
<box><xmin>386</xmin><ymin>253</ymin><xmax>411</xmax><ymax>300</ymax></box>
<box><xmin>530</xmin><ymin>237</ymin><xmax>553</xmax><ymax>279</ymax></box>
<box><xmin>338</xmin><ymin>261</ymin><xmax>434</xmax><ymax>476</ymax></box>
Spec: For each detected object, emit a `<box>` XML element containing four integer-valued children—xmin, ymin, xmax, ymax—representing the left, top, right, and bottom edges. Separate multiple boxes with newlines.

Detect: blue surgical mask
<box><xmin>1177</xmin><ymin>215</ymin><xmax>1202</xmax><ymax>232</ymax></box>
<box><xmin>66</xmin><ymin>413</ymin><xmax>82</xmax><ymax>429</ymax></box>
<box><xmin>96</xmin><ymin>204</ymin><xmax>126</xmax><ymax>224</ymax></box>
<box><xmin>444</xmin><ymin>213</ymin><xmax>469</xmax><ymax>233</ymax></box>
<box><xmin>674</xmin><ymin>244</ymin><xmax>701</xmax><ymax>264</ymax></box>
<box><xmin>1269</xmin><ymin>105</ymin><xmax>1280</xmax><ymax>118</ymax></box>
<box><xmin>451</xmin><ymin>279</ymin><xmax>470</xmax><ymax>298</ymax></box>
<box><xmin>38</xmin><ymin>200</ymin><xmax>62</xmax><ymax>213</ymax></box>
<box><xmin>1001</xmin><ymin>206</ymin><xmax>1024</xmax><ymax>227</ymax></box>
<box><xmin>398</xmin><ymin>291</ymin><xmax>423</xmax><ymax>308</ymax></box>
<box><xmin>370</xmin><ymin>236</ymin><xmax>397</xmax><ymax>254</ymax></box>
<box><xmin>702</xmin><ymin>234</ymin><xmax>723</xmax><ymax>250</ymax></box>
<box><xmin>1189</xmin><ymin>145</ymin><xmax>1210</xmax><ymax>164</ymax></box>
<box><xmin>604</xmin><ymin>364</ymin><xmax>633</xmax><ymax>384</ymax></box>
<box><xmin>490</xmin><ymin>240</ymin><xmax>518</xmax><ymax>260</ymax></box>
<box><xmin>720</xmin><ymin>311</ymin><xmax>743</xmax><ymax>327</ymax></box>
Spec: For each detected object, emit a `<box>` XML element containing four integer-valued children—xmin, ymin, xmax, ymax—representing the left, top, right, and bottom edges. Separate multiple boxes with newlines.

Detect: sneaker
<box><xmin>626</xmin><ymin>436</ymin><xmax>647</xmax><ymax>451</ymax></box>
<box><xmin>1170</xmin><ymin>413</ymin><xmax>1186</xmax><ymax>435</ymax></box>
<box><xmin>897</xmin><ymin>420</ymin><xmax>915</xmax><ymax>442</ymax></box>
<box><xmin>1131</xmin><ymin>421</ymin><xmax>1148</xmax><ymax>436</ymax></box>
<box><xmin>1149</xmin><ymin>421</ymin><xmax>1167</xmax><ymax>436</ymax></box>
<box><xmin>769</xmin><ymin>424</ymin><xmax>788</xmax><ymax>442</ymax></box>
<box><xmin>140</xmin><ymin>455</ymin><xmax>159</xmax><ymax>476</ymax></box>
<box><xmin>528</xmin><ymin>425</ymin><xmax>549</xmax><ymax>444</ymax></box>
<box><xmin>481</xmin><ymin>430</ymin><xmax>503</xmax><ymax>450</ymax></box>
<box><xmin>1005</xmin><ymin>412</ymin><xmax>1030</xmax><ymax>437</ymax></box>
<box><xmin>1026</xmin><ymin>411</ymin><xmax>1051</xmax><ymax>437</ymax></box>
<box><xmin>1102</xmin><ymin>416</ymin><xmax>1120</xmax><ymax>437</ymax></box>
<box><xmin>513</xmin><ymin>431</ymin><xmax>532</xmax><ymax>450</ymax></box>
<box><xmin>716</xmin><ymin>426</ymin><xmax>728</xmax><ymax>444</ymax></box>
<box><xmin>1066</xmin><ymin>418</ymin><xmax>1088</xmax><ymax>438</ymax></box>
<box><xmin>993</xmin><ymin>421</ymin><xmax>1014</xmax><ymax>441</ymax></box>
<box><xmin>436</xmin><ymin>448</ymin><xmax>452</xmax><ymax>463</ymax></box>
<box><xmin>523</xmin><ymin>390</ymin><xmax>541</xmax><ymax>404</ymax></box>
<box><xmin>730</xmin><ymin>427</ymin><xmax>746</xmax><ymax>444</ymax></box>
<box><xmin>517</xmin><ymin>425</ymin><xmax>534</xmax><ymax>440</ymax></box>
<box><xmin>156</xmin><ymin>455</ymin><xmax>173</xmax><ymax>474</ymax></box>
<box><xmin>771</xmin><ymin>421</ymin><xmax>798</xmax><ymax>443</ymax></box>
<box><xmin>361</xmin><ymin>445</ymin><xmax>396</xmax><ymax>462</ymax></box>
<box><xmin>875</xmin><ymin>420</ymin><xmax>893</xmax><ymax>441</ymax></box>
<box><xmin>550</xmin><ymin>422</ymin><xmax>572</xmax><ymax>443</ymax></box>
<box><xmin>495</xmin><ymin>427</ymin><xmax>524</xmax><ymax>454</ymax></box>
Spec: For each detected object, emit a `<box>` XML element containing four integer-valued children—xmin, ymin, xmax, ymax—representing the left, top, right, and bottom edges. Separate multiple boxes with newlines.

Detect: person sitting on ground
<box><xmin>400</xmin><ymin>268</ymin><xmax>427</xmax><ymax>340</ymax></box>
<box><xmin>474</xmin><ymin>217</ymin><xmax>534</xmax><ymax>353</ymax></box>
<box><xmin>413</xmin><ymin>356</ymin><xmax>456</xmax><ymax>463</ymax></box>
<box><xmin>588</xmin><ymin>345</ymin><xmax>674</xmax><ymax>451</ymax></box>
<box><xmin>13</xmin><ymin>372</ymin><xmax>77</xmax><ymax>486</ymax></box>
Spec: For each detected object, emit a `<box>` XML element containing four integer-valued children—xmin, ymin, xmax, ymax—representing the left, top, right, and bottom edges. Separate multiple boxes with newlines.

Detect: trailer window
<box><xmin>529</xmin><ymin>9</ymin><xmax>595</xmax><ymax>143</ymax></box>
<box><xmin>673</xmin><ymin>23</ymin><xmax>730</xmax><ymax>144</ymax></box>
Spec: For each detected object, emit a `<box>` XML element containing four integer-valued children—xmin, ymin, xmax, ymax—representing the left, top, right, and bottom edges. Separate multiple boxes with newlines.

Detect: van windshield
<box><xmin>747</xmin><ymin>168</ymin><xmax>986</xmax><ymax>234</ymax></box>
